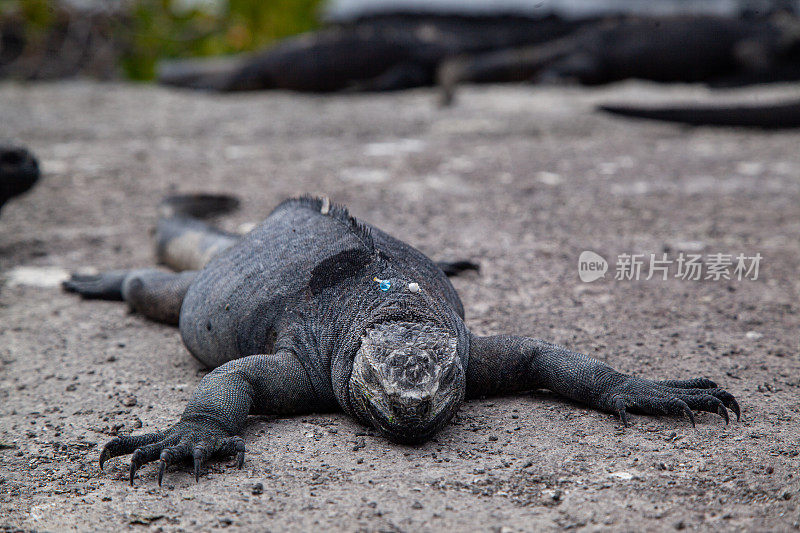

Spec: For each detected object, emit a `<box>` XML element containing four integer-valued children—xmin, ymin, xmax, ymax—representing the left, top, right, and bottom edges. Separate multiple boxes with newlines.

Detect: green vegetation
<box><xmin>1</xmin><ymin>0</ymin><xmax>324</xmax><ymax>80</ymax></box>
<box><xmin>122</xmin><ymin>0</ymin><xmax>324</xmax><ymax>79</ymax></box>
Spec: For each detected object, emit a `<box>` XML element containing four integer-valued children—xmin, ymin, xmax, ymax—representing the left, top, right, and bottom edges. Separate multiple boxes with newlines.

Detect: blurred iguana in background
<box><xmin>4</xmin><ymin>0</ymin><xmax>800</xmax><ymax>85</ymax></box>
<box><xmin>3</xmin><ymin>0</ymin><xmax>800</xmax><ymax>127</ymax></box>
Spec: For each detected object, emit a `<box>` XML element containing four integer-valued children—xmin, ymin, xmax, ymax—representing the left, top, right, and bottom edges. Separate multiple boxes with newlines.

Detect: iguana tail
<box><xmin>158</xmin><ymin>193</ymin><xmax>240</xmax><ymax>220</ymax></box>
<box><xmin>156</xmin><ymin>193</ymin><xmax>242</xmax><ymax>271</ymax></box>
<box><xmin>598</xmin><ymin>99</ymin><xmax>800</xmax><ymax>129</ymax></box>
<box><xmin>157</xmin><ymin>56</ymin><xmax>246</xmax><ymax>91</ymax></box>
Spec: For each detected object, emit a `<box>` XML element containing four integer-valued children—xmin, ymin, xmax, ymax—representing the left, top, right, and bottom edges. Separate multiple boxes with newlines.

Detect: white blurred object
<box><xmin>323</xmin><ymin>0</ymin><xmax>794</xmax><ymax>22</ymax></box>
<box><xmin>5</xmin><ymin>266</ymin><xmax>70</xmax><ymax>288</ymax></box>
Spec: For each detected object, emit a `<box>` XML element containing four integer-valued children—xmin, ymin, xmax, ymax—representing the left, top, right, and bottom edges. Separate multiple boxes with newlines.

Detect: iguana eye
<box><xmin>362</xmin><ymin>363</ymin><xmax>381</xmax><ymax>387</ymax></box>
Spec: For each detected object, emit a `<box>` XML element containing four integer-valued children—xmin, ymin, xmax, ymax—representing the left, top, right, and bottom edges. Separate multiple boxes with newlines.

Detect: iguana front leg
<box><xmin>466</xmin><ymin>334</ymin><xmax>740</xmax><ymax>426</ymax></box>
<box><xmin>100</xmin><ymin>350</ymin><xmax>322</xmax><ymax>485</ymax></box>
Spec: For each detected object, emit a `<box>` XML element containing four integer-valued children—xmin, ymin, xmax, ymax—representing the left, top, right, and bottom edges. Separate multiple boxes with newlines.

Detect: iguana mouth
<box><xmin>363</xmin><ymin>394</ymin><xmax>456</xmax><ymax>444</ymax></box>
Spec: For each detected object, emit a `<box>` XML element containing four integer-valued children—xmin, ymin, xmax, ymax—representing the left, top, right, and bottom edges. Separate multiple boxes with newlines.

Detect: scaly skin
<box><xmin>64</xmin><ymin>194</ymin><xmax>739</xmax><ymax>486</ymax></box>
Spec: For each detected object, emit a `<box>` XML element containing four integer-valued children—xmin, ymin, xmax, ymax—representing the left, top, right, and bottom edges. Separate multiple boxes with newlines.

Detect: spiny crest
<box><xmin>276</xmin><ymin>195</ymin><xmax>374</xmax><ymax>252</ymax></box>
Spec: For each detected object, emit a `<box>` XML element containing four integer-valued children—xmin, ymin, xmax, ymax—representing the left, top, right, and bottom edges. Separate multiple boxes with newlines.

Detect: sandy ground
<box><xmin>0</xmin><ymin>81</ymin><xmax>799</xmax><ymax>532</ymax></box>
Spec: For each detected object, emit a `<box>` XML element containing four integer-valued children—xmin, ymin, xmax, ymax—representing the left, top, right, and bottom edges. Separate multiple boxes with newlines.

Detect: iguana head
<box><xmin>350</xmin><ymin>321</ymin><xmax>464</xmax><ymax>443</ymax></box>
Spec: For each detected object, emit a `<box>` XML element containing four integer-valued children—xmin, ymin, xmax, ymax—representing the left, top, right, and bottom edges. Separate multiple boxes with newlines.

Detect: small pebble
<box><xmin>122</xmin><ymin>396</ymin><xmax>137</xmax><ymax>407</ymax></box>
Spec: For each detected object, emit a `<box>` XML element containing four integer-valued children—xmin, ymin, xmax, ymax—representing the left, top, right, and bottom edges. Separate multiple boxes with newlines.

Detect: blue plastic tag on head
<box><xmin>379</xmin><ymin>280</ymin><xmax>391</xmax><ymax>291</ymax></box>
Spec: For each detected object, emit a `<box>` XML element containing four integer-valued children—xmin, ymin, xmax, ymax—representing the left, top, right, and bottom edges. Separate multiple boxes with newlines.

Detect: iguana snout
<box><xmin>350</xmin><ymin>321</ymin><xmax>464</xmax><ymax>443</ymax></box>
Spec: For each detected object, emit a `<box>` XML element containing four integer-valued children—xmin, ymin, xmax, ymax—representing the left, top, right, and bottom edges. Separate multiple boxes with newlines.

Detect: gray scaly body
<box><xmin>64</xmin><ymin>194</ymin><xmax>739</xmax><ymax>485</ymax></box>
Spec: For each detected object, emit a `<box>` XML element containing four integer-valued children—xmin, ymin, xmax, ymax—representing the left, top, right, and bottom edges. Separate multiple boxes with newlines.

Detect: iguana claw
<box><xmin>194</xmin><ymin>454</ymin><xmax>202</xmax><ymax>483</ymax></box>
<box><xmin>157</xmin><ymin>459</ymin><xmax>167</xmax><ymax>486</ymax></box>
<box><xmin>601</xmin><ymin>374</ymin><xmax>739</xmax><ymax>427</ymax></box>
<box><xmin>677</xmin><ymin>400</ymin><xmax>696</xmax><ymax>428</ymax></box>
<box><xmin>614</xmin><ymin>398</ymin><xmax>629</xmax><ymax>427</ymax></box>
<box><xmin>99</xmin><ymin>422</ymin><xmax>243</xmax><ymax>486</ymax></box>
<box><xmin>717</xmin><ymin>404</ymin><xmax>730</xmax><ymax>425</ymax></box>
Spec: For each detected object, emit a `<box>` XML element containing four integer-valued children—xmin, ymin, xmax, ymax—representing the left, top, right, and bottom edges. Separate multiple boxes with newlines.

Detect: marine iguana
<box><xmin>64</xmin><ymin>194</ymin><xmax>739</xmax><ymax>486</ymax></box>
<box><xmin>438</xmin><ymin>14</ymin><xmax>800</xmax><ymax>105</ymax></box>
<box><xmin>157</xmin><ymin>14</ymin><xmax>587</xmax><ymax>92</ymax></box>
<box><xmin>599</xmin><ymin>98</ymin><xmax>800</xmax><ymax>129</ymax></box>
<box><xmin>0</xmin><ymin>144</ymin><xmax>40</xmax><ymax>214</ymax></box>
<box><xmin>158</xmin><ymin>7</ymin><xmax>800</xmax><ymax>97</ymax></box>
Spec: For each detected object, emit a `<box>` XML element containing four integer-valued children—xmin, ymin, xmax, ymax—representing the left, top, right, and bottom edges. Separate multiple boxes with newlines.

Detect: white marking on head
<box><xmin>408</xmin><ymin>282</ymin><xmax>420</xmax><ymax>293</ymax></box>
<box><xmin>320</xmin><ymin>196</ymin><xmax>330</xmax><ymax>215</ymax></box>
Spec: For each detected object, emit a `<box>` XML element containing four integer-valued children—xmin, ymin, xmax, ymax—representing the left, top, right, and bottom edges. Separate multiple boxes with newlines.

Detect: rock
<box><xmin>609</xmin><ymin>471</ymin><xmax>634</xmax><ymax>481</ymax></box>
<box><xmin>128</xmin><ymin>513</ymin><xmax>164</xmax><ymax>525</ymax></box>
<box><xmin>121</xmin><ymin>395</ymin><xmax>137</xmax><ymax>407</ymax></box>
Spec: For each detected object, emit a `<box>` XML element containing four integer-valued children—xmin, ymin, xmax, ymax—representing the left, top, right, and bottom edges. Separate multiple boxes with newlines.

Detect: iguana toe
<box><xmin>717</xmin><ymin>404</ymin><xmax>730</xmax><ymax>425</ymax></box>
<box><xmin>128</xmin><ymin>437</ymin><xmax>180</xmax><ymax>486</ymax></box>
<box><xmin>219</xmin><ymin>436</ymin><xmax>246</xmax><ymax>470</ymax></box>
<box><xmin>157</xmin><ymin>441</ymin><xmax>192</xmax><ymax>486</ymax></box>
<box><xmin>667</xmin><ymin>398</ymin><xmax>696</xmax><ymax>428</ymax></box>
<box><xmin>193</xmin><ymin>443</ymin><xmax>214</xmax><ymax>482</ymax></box>
<box><xmin>682</xmin><ymin>394</ymin><xmax>730</xmax><ymax>425</ymax></box>
<box><xmin>656</xmin><ymin>378</ymin><xmax>717</xmax><ymax>389</ymax></box>
<box><xmin>63</xmin><ymin>270</ymin><xmax>128</xmax><ymax>300</ymax></box>
<box><xmin>99</xmin><ymin>432</ymin><xmax>164</xmax><ymax>471</ymax></box>
<box><xmin>708</xmin><ymin>389</ymin><xmax>740</xmax><ymax>421</ymax></box>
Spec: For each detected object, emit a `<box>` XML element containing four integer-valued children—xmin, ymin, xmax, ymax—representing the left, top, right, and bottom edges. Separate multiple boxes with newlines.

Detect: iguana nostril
<box><xmin>390</xmin><ymin>393</ymin><xmax>433</xmax><ymax>421</ymax></box>
<box><xmin>400</xmin><ymin>403</ymin><xmax>427</xmax><ymax>420</ymax></box>
<box><xmin>415</xmin><ymin>399</ymin><xmax>431</xmax><ymax>418</ymax></box>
